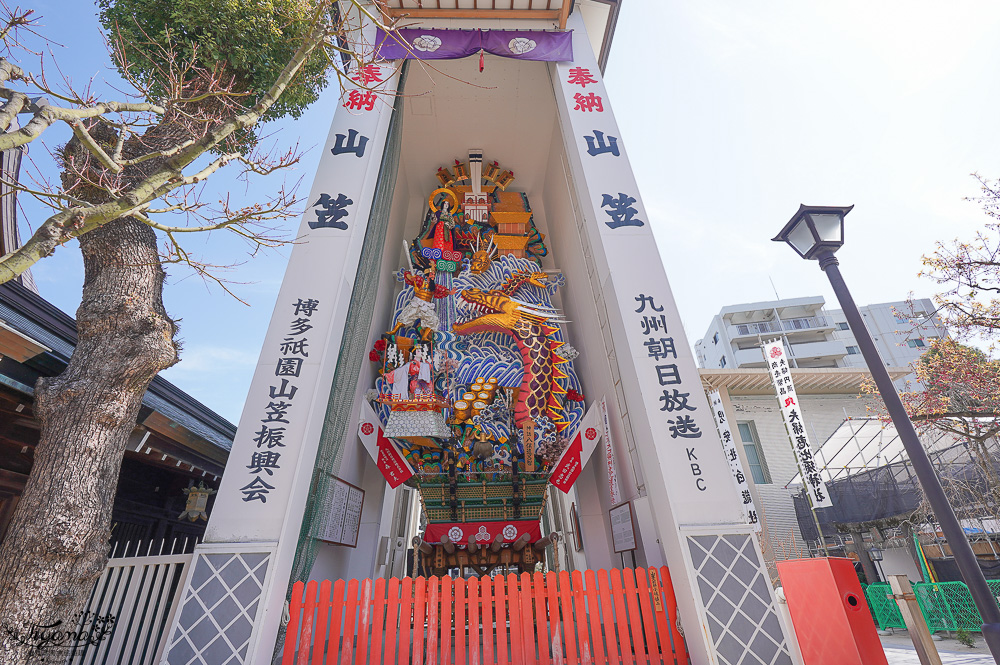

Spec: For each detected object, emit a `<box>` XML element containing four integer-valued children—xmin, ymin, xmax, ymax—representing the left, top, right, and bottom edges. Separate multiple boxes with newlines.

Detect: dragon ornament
<box><xmin>361</xmin><ymin>151</ymin><xmax>588</xmax><ymax>575</ymax></box>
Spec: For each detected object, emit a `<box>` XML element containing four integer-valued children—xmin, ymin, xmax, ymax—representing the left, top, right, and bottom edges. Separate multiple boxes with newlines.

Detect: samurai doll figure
<box><xmin>396</xmin><ymin>266</ymin><xmax>452</xmax><ymax>331</ymax></box>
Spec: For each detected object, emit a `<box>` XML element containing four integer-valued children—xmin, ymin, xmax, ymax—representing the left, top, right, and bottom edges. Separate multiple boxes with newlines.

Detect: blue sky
<box><xmin>14</xmin><ymin>2</ymin><xmax>1000</xmax><ymax>423</ymax></box>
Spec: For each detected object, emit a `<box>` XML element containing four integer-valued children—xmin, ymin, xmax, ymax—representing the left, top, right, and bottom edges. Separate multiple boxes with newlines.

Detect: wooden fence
<box><xmin>282</xmin><ymin>567</ymin><xmax>690</xmax><ymax>665</ymax></box>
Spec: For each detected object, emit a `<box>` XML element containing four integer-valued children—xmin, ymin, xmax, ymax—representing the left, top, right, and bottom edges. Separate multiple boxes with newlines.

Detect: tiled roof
<box><xmin>0</xmin><ymin>280</ymin><xmax>235</xmax><ymax>452</ymax></box>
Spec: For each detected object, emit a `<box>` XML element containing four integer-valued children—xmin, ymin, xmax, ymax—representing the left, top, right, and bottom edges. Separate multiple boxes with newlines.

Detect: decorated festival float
<box><xmin>161</xmin><ymin>8</ymin><xmax>793</xmax><ymax>664</ymax></box>
<box><xmin>358</xmin><ymin>151</ymin><xmax>601</xmax><ymax>576</ymax></box>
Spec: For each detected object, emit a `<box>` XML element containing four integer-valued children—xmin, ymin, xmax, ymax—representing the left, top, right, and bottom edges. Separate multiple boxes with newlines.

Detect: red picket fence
<box><xmin>281</xmin><ymin>567</ymin><xmax>689</xmax><ymax>665</ymax></box>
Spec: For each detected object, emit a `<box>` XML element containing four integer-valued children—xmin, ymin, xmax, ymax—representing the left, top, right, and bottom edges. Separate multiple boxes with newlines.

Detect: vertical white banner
<box><xmin>708</xmin><ymin>390</ymin><xmax>762</xmax><ymax>533</ymax></box>
<box><xmin>552</xmin><ymin>29</ymin><xmax>739</xmax><ymax>522</ymax></box>
<box><xmin>762</xmin><ymin>340</ymin><xmax>834</xmax><ymax>508</ymax></box>
<box><xmin>600</xmin><ymin>396</ymin><xmax>621</xmax><ymax>505</ymax></box>
<box><xmin>205</xmin><ymin>61</ymin><xmax>403</xmax><ymax>541</ymax></box>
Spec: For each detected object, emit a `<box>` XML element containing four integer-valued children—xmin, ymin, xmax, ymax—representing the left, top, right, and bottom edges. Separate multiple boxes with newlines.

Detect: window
<box><xmin>838</xmin><ymin>322</ymin><xmax>850</xmax><ymax>331</ymax></box>
<box><xmin>713</xmin><ymin>332</ymin><xmax>720</xmax><ymax>345</ymax></box>
<box><xmin>737</xmin><ymin>422</ymin><xmax>771</xmax><ymax>484</ymax></box>
<box><xmin>846</xmin><ymin>346</ymin><xmax>860</xmax><ymax>355</ymax></box>
<box><xmin>720</xmin><ymin>355</ymin><xmax>727</xmax><ymax>368</ymax></box>
<box><xmin>907</xmin><ymin>339</ymin><xmax>926</xmax><ymax>348</ymax></box>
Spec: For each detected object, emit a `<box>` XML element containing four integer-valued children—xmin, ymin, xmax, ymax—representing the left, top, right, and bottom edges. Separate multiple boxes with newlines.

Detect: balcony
<box><xmin>734</xmin><ymin>347</ymin><xmax>768</xmax><ymax>366</ymax></box>
<box><xmin>788</xmin><ymin>339</ymin><xmax>848</xmax><ymax>361</ymax></box>
<box><xmin>731</xmin><ymin>339</ymin><xmax>848</xmax><ymax>368</ymax></box>
<box><xmin>729</xmin><ymin>315</ymin><xmax>832</xmax><ymax>338</ymax></box>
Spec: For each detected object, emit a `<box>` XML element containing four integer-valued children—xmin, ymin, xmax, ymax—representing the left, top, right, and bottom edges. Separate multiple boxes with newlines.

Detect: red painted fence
<box><xmin>281</xmin><ymin>567</ymin><xmax>690</xmax><ymax>665</ymax></box>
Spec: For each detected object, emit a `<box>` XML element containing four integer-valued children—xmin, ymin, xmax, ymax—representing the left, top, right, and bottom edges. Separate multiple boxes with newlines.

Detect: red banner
<box><xmin>550</xmin><ymin>432</ymin><xmax>583</xmax><ymax>492</ymax></box>
<box><xmin>550</xmin><ymin>401</ymin><xmax>603</xmax><ymax>492</ymax></box>
<box><xmin>358</xmin><ymin>403</ymin><xmax>414</xmax><ymax>489</ymax></box>
<box><xmin>377</xmin><ymin>429</ymin><xmax>414</xmax><ymax>488</ymax></box>
<box><xmin>424</xmin><ymin>520</ymin><xmax>542</xmax><ymax>546</ymax></box>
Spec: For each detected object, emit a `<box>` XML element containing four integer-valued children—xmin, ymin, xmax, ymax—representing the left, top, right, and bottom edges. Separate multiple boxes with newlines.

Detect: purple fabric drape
<box><xmin>480</xmin><ymin>29</ymin><xmax>573</xmax><ymax>61</ymax></box>
<box><xmin>374</xmin><ymin>28</ymin><xmax>573</xmax><ymax>62</ymax></box>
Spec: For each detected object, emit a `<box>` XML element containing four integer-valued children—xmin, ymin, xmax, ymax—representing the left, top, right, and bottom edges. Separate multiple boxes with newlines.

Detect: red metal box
<box><xmin>777</xmin><ymin>557</ymin><xmax>887</xmax><ymax>665</ymax></box>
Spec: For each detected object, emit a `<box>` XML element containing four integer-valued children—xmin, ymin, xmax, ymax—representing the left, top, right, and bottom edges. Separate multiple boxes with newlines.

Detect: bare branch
<box><xmin>0</xmin><ymin>89</ymin><xmax>24</xmax><ymax>130</ymax></box>
<box><xmin>68</xmin><ymin>120</ymin><xmax>121</xmax><ymax>173</ymax></box>
<box><xmin>0</xmin><ymin>58</ymin><xmax>22</xmax><ymax>83</ymax></box>
<box><xmin>0</xmin><ymin>1</ymin><xmax>354</xmax><ymax>285</ymax></box>
<box><xmin>0</xmin><ymin>98</ymin><xmax>165</xmax><ymax>151</ymax></box>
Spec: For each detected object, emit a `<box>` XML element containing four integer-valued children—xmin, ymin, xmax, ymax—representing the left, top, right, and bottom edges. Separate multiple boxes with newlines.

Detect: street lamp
<box><xmin>774</xmin><ymin>204</ymin><xmax>1000</xmax><ymax>658</ymax></box>
<box><xmin>869</xmin><ymin>546</ymin><xmax>885</xmax><ymax>582</ymax></box>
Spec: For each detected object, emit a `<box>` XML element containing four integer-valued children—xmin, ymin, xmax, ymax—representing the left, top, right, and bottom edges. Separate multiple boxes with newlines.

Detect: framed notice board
<box><xmin>570</xmin><ymin>503</ymin><xmax>584</xmax><ymax>552</ymax></box>
<box><xmin>319</xmin><ymin>476</ymin><xmax>365</xmax><ymax>547</ymax></box>
<box><xmin>609</xmin><ymin>501</ymin><xmax>637</xmax><ymax>553</ymax></box>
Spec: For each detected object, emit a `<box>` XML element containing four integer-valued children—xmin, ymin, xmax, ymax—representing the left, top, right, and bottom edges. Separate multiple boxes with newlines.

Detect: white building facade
<box><xmin>828</xmin><ymin>298</ymin><xmax>948</xmax><ymax>389</ymax></box>
<box><xmin>700</xmin><ymin>367</ymin><xmax>910</xmax><ymax>578</ymax></box>
<box><xmin>695</xmin><ymin>296</ymin><xmax>948</xmax><ymax>390</ymax></box>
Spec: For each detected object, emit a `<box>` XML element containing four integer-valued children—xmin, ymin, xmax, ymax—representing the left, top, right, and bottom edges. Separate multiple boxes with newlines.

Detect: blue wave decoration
<box><xmin>378</xmin><ymin>253</ymin><xmax>585</xmax><ymax>435</ymax></box>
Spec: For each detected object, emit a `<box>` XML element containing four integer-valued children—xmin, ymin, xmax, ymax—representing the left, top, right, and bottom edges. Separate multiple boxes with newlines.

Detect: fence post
<box><xmin>887</xmin><ymin>575</ymin><xmax>943</xmax><ymax>665</ymax></box>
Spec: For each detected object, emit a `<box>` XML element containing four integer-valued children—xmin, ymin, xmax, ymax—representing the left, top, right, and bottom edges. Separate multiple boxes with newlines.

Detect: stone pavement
<box><xmin>880</xmin><ymin>632</ymin><xmax>995</xmax><ymax>664</ymax></box>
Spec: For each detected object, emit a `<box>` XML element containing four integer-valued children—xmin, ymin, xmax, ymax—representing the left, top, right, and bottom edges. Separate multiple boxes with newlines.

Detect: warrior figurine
<box><xmin>393</xmin><ymin>266</ymin><xmax>452</xmax><ymax>332</ymax></box>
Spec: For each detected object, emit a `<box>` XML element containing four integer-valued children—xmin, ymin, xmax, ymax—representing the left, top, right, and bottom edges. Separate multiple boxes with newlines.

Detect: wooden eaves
<box><xmin>377</xmin><ymin>1</ymin><xmax>573</xmax><ymax>30</ymax></box>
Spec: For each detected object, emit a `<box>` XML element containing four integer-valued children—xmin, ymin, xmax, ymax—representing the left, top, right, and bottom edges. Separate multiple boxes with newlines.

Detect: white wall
<box><xmin>828</xmin><ymin>298</ymin><xmax>948</xmax><ymax>390</ymax></box>
<box><xmin>723</xmin><ymin>392</ymin><xmax>878</xmax><ymax>560</ymax></box>
<box><xmin>695</xmin><ymin>315</ymin><xmax>728</xmax><ymax>369</ymax></box>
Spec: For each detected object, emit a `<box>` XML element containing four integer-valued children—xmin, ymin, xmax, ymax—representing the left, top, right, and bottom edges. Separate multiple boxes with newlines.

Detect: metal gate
<box><xmin>282</xmin><ymin>567</ymin><xmax>690</xmax><ymax>664</ymax></box>
<box><xmin>62</xmin><ymin>549</ymin><xmax>190</xmax><ymax>665</ymax></box>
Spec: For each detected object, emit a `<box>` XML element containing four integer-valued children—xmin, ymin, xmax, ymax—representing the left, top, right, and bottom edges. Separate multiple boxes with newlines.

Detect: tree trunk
<box><xmin>0</xmin><ymin>217</ymin><xmax>177</xmax><ymax>664</ymax></box>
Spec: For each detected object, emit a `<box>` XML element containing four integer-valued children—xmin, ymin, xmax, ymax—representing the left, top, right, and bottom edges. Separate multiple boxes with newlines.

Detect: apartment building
<box><xmin>829</xmin><ymin>298</ymin><xmax>948</xmax><ymax>388</ymax></box>
<box><xmin>694</xmin><ymin>296</ymin><xmax>947</xmax><ymax>390</ymax></box>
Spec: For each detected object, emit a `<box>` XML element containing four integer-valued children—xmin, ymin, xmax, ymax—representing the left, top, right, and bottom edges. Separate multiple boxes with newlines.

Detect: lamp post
<box><xmin>773</xmin><ymin>204</ymin><xmax>1000</xmax><ymax>658</ymax></box>
<box><xmin>869</xmin><ymin>546</ymin><xmax>885</xmax><ymax>582</ymax></box>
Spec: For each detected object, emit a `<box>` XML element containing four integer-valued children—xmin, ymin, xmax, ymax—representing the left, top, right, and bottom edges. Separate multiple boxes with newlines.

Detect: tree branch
<box><xmin>0</xmin><ymin>2</ymin><xmax>339</xmax><ymax>284</ymax></box>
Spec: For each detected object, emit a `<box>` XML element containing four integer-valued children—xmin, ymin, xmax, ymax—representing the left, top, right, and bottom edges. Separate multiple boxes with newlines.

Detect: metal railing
<box><xmin>62</xmin><ymin>548</ymin><xmax>191</xmax><ymax>665</ymax></box>
<box><xmin>864</xmin><ymin>580</ymin><xmax>1000</xmax><ymax>632</ymax></box>
<box><xmin>732</xmin><ymin>316</ymin><xmax>829</xmax><ymax>337</ymax></box>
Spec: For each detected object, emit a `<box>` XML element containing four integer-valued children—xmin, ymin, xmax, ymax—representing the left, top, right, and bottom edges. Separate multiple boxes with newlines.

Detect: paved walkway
<box><xmin>883</xmin><ymin>646</ymin><xmax>994</xmax><ymax>664</ymax></box>
<box><xmin>880</xmin><ymin>632</ymin><xmax>995</xmax><ymax>664</ymax></box>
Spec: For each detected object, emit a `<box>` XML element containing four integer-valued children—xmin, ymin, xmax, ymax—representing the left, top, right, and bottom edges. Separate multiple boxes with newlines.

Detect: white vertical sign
<box><xmin>551</xmin><ymin>39</ymin><xmax>740</xmax><ymax>522</ymax></box>
<box><xmin>762</xmin><ymin>340</ymin><xmax>834</xmax><ymax>508</ymax></box>
<box><xmin>600</xmin><ymin>396</ymin><xmax>621</xmax><ymax>505</ymax></box>
<box><xmin>205</xmin><ymin>60</ymin><xmax>403</xmax><ymax>541</ymax></box>
<box><xmin>708</xmin><ymin>390</ymin><xmax>762</xmax><ymax>533</ymax></box>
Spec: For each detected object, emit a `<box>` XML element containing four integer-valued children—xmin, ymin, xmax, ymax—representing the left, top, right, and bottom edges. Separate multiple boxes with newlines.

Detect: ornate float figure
<box><xmin>453</xmin><ymin>286</ymin><xmax>570</xmax><ymax>431</ymax></box>
<box><xmin>468</xmin><ymin>234</ymin><xmax>497</xmax><ymax>275</ymax></box>
<box><xmin>393</xmin><ymin>265</ymin><xmax>452</xmax><ymax>333</ymax></box>
<box><xmin>427</xmin><ymin>188</ymin><xmax>460</xmax><ymax>254</ymax></box>
<box><xmin>432</xmin><ymin>201</ymin><xmax>456</xmax><ymax>251</ymax></box>
<box><xmin>362</xmin><ymin>153</ymin><xmax>588</xmax><ymax>575</ymax></box>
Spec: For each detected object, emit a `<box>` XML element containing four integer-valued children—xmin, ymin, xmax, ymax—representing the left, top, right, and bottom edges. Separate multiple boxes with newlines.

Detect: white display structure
<box><xmin>161</xmin><ymin>7</ymin><xmax>794</xmax><ymax>665</ymax></box>
<box><xmin>546</xmin><ymin>20</ymin><xmax>792</xmax><ymax>664</ymax></box>
<box><xmin>161</xmin><ymin>21</ymin><xmax>405</xmax><ymax>664</ymax></box>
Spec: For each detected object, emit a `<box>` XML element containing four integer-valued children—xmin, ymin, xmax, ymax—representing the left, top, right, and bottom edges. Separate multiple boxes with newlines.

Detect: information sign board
<box><xmin>610</xmin><ymin>501</ymin><xmax>637</xmax><ymax>553</ymax></box>
<box><xmin>320</xmin><ymin>477</ymin><xmax>365</xmax><ymax>547</ymax></box>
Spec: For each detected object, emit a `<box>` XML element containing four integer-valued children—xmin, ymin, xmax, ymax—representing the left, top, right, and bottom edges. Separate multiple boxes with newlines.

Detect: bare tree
<box><xmin>0</xmin><ymin>2</ymin><xmax>393</xmax><ymax>661</ymax></box>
